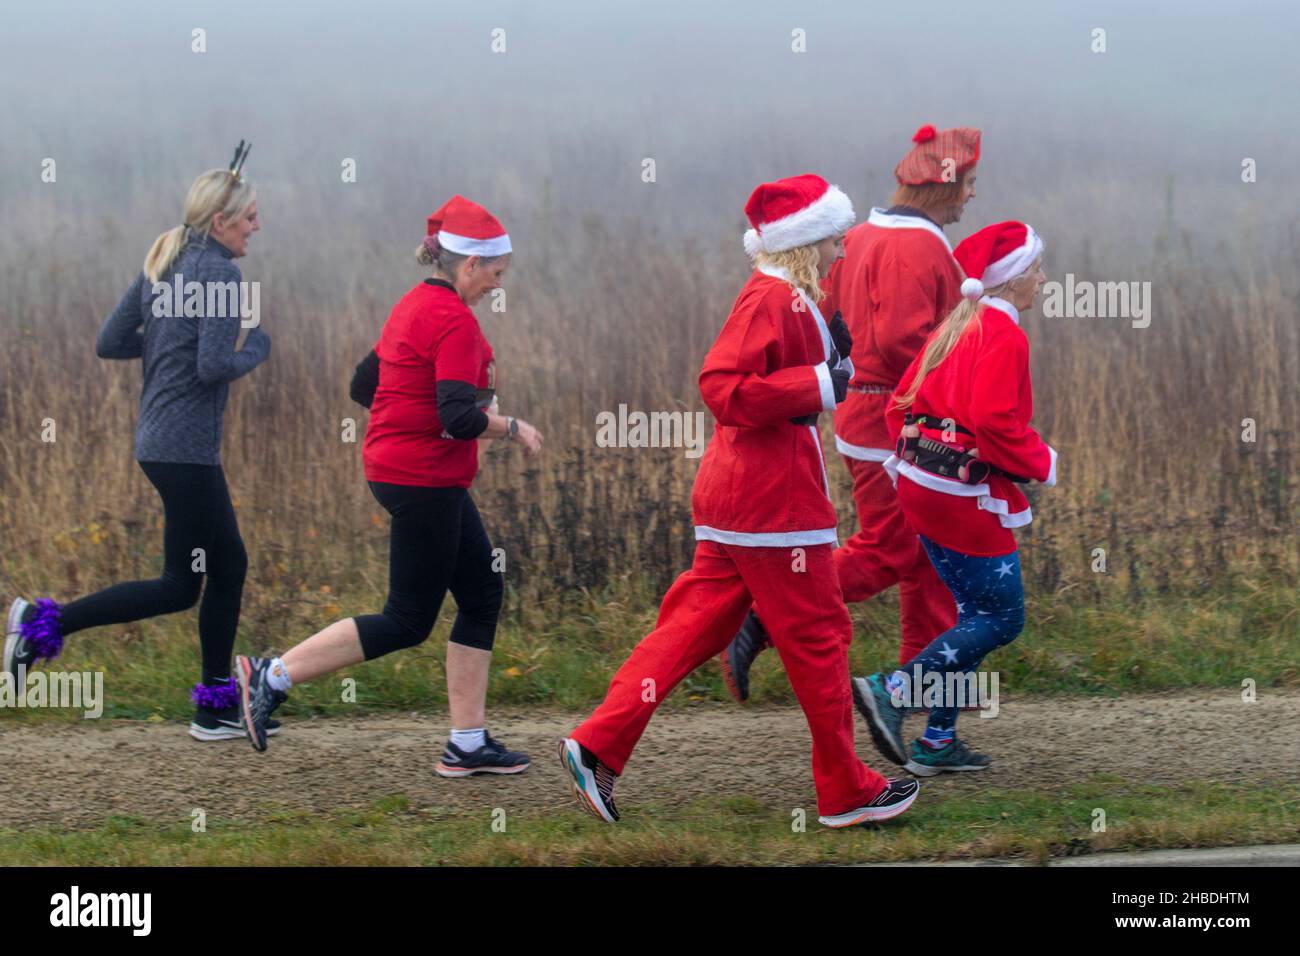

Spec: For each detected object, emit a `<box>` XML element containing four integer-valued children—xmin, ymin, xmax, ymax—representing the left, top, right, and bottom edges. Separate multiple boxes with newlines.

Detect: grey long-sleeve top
<box><xmin>96</xmin><ymin>236</ymin><xmax>271</xmax><ymax>465</ymax></box>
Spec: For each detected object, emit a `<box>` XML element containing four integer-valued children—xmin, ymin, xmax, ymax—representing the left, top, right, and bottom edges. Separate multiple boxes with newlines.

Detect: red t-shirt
<box><xmin>363</xmin><ymin>281</ymin><xmax>494</xmax><ymax>488</ymax></box>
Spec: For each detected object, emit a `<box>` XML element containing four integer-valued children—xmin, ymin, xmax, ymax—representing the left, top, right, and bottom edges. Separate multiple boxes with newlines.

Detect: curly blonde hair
<box><xmin>752</xmin><ymin>243</ymin><xmax>827</xmax><ymax>303</ymax></box>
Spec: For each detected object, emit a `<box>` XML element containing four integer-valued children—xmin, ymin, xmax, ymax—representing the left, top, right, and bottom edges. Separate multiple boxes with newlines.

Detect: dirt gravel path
<box><xmin>3</xmin><ymin>689</ymin><xmax>1296</xmax><ymax>830</ymax></box>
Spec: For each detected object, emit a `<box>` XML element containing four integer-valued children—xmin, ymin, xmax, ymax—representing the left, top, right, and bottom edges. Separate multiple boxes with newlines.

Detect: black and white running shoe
<box><xmin>189</xmin><ymin>705</ymin><xmax>280</xmax><ymax>742</ymax></box>
<box><xmin>235</xmin><ymin>655</ymin><xmax>288</xmax><ymax>753</ymax></box>
<box><xmin>818</xmin><ymin>777</ymin><xmax>921</xmax><ymax>828</ymax></box>
<box><xmin>4</xmin><ymin>598</ymin><xmax>35</xmax><ymax>680</ymax></box>
<box><xmin>559</xmin><ymin>737</ymin><xmax>619</xmax><ymax>823</ymax></box>
<box><xmin>435</xmin><ymin>734</ymin><xmax>530</xmax><ymax>777</ymax></box>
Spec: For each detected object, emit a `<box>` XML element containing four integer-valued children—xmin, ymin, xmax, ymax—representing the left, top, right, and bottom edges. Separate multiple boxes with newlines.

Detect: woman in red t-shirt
<box><xmin>236</xmin><ymin>196</ymin><xmax>543</xmax><ymax>776</ymax></box>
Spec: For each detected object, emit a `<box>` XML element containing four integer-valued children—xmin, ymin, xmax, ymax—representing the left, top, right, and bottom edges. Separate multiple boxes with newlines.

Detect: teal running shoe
<box><xmin>904</xmin><ymin>737</ymin><xmax>992</xmax><ymax>776</ymax></box>
<box><xmin>852</xmin><ymin>672</ymin><xmax>908</xmax><ymax>765</ymax></box>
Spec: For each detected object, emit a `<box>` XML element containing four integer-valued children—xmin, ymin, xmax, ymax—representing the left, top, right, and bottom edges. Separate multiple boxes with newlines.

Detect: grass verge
<box><xmin>3</xmin><ymin>579</ymin><xmax>1296</xmax><ymax>726</ymax></box>
<box><xmin>2</xmin><ymin>778</ymin><xmax>1295</xmax><ymax>866</ymax></box>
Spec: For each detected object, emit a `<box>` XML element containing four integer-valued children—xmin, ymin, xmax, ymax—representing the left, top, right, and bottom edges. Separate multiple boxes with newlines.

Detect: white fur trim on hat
<box><xmin>982</xmin><ymin>226</ymin><xmax>1043</xmax><ymax>289</ymax></box>
<box><xmin>438</xmin><ymin>230</ymin><xmax>513</xmax><ymax>257</ymax></box>
<box><xmin>743</xmin><ymin>185</ymin><xmax>855</xmax><ymax>258</ymax></box>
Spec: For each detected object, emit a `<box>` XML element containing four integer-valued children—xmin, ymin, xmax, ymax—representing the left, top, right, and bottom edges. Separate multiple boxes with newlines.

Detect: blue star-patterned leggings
<box><xmin>896</xmin><ymin>536</ymin><xmax>1025</xmax><ymax>739</ymax></box>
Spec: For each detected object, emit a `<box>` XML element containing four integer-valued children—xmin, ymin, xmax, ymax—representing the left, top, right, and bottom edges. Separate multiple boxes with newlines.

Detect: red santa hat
<box><xmin>425</xmin><ymin>195</ymin><xmax>512</xmax><ymax>257</ymax></box>
<box><xmin>953</xmin><ymin>221</ymin><xmax>1044</xmax><ymax>300</ymax></box>
<box><xmin>894</xmin><ymin>124</ymin><xmax>981</xmax><ymax>186</ymax></box>
<box><xmin>742</xmin><ymin>173</ymin><xmax>855</xmax><ymax>258</ymax></box>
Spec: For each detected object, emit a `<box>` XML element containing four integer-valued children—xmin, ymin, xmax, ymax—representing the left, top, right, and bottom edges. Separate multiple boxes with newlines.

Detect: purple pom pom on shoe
<box><xmin>21</xmin><ymin>599</ymin><xmax>64</xmax><ymax>661</ymax></box>
<box><xmin>191</xmin><ymin>677</ymin><xmax>239</xmax><ymax>710</ymax></box>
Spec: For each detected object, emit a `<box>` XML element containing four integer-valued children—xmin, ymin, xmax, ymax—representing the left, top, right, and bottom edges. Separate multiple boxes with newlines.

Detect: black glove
<box><xmin>829</xmin><ymin>363</ymin><xmax>850</xmax><ymax>403</ymax></box>
<box><xmin>962</xmin><ymin>457</ymin><xmax>992</xmax><ymax>485</ymax></box>
<box><xmin>828</xmin><ymin>310</ymin><xmax>853</xmax><ymax>365</ymax></box>
<box><xmin>790</xmin><ymin>351</ymin><xmax>852</xmax><ymax>426</ymax></box>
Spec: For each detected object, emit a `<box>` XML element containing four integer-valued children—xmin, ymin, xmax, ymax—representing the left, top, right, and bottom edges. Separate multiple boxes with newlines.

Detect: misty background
<box><xmin>0</xmin><ymin>0</ymin><xmax>1294</xmax><ymax>709</ymax></box>
<box><xmin>1</xmin><ymin>0</ymin><xmax>1297</xmax><ymax>311</ymax></box>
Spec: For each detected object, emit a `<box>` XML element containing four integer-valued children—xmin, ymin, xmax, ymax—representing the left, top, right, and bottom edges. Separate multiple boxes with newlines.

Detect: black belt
<box><xmin>908</xmin><ymin>413</ymin><xmax>974</xmax><ymax>438</ymax></box>
<box><xmin>897</xmin><ymin>413</ymin><xmax>1029</xmax><ymax>484</ymax></box>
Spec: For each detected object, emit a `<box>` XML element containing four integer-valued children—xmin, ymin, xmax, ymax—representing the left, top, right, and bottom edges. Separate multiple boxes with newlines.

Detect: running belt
<box><xmin>898</xmin><ymin>412</ymin><xmax>1029</xmax><ymax>485</ymax></box>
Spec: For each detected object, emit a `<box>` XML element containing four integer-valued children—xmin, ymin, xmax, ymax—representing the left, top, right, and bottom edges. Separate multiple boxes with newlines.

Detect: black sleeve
<box><xmin>350</xmin><ymin>350</ymin><xmax>380</xmax><ymax>408</ymax></box>
<box><xmin>437</xmin><ymin>380</ymin><xmax>490</xmax><ymax>440</ymax></box>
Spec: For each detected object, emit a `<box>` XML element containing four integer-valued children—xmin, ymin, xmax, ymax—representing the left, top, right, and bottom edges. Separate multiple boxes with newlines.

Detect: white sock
<box><xmin>451</xmin><ymin>727</ymin><xmax>486</xmax><ymax>751</ymax></box>
<box><xmin>266</xmin><ymin>657</ymin><xmax>293</xmax><ymax>692</ymax></box>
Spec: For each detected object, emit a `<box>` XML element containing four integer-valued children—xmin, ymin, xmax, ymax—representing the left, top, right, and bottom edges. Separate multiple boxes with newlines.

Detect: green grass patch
<box><xmin>2</xmin><ymin>778</ymin><xmax>1295</xmax><ymax>866</ymax></box>
<box><xmin>4</xmin><ymin>577</ymin><xmax>1296</xmax><ymax>726</ymax></box>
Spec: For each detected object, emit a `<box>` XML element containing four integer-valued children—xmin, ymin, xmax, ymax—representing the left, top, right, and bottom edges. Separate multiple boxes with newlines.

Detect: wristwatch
<box><xmin>507</xmin><ymin>416</ymin><xmax>519</xmax><ymax>440</ymax></box>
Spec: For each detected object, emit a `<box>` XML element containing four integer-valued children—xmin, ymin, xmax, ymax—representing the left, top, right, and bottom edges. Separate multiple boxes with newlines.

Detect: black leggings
<box><xmin>354</xmin><ymin>483</ymin><xmax>503</xmax><ymax>659</ymax></box>
<box><xmin>57</xmin><ymin>461</ymin><xmax>248</xmax><ymax>683</ymax></box>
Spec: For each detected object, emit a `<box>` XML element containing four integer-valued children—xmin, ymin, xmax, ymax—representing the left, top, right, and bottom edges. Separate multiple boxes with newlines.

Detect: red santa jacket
<box><xmin>826</xmin><ymin>207</ymin><xmax>964</xmax><ymax>461</ymax></box>
<box><xmin>692</xmin><ymin>265</ymin><xmax>844</xmax><ymax>547</ymax></box>
<box><xmin>882</xmin><ymin>297</ymin><xmax>1058</xmax><ymax>556</ymax></box>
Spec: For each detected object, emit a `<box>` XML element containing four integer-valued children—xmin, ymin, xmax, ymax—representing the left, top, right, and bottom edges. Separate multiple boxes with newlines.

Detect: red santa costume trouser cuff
<box><xmin>571</xmin><ymin>540</ymin><xmax>888</xmax><ymax>817</ymax></box>
<box><xmin>833</xmin><ymin>454</ymin><xmax>958</xmax><ymax>664</ymax></box>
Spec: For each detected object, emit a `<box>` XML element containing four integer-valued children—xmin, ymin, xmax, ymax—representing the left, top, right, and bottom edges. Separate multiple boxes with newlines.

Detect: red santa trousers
<box><xmin>833</xmin><ymin>437</ymin><xmax>957</xmax><ymax>663</ymax></box>
<box><xmin>572</xmin><ymin>540</ymin><xmax>888</xmax><ymax>816</ymax></box>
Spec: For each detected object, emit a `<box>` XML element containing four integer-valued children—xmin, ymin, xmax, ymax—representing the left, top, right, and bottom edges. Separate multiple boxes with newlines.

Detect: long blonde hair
<box><xmin>144</xmin><ymin>170</ymin><xmax>257</xmax><ymax>282</ymax></box>
<box><xmin>894</xmin><ymin>269</ymin><xmax>1032</xmax><ymax>410</ymax></box>
<box><xmin>753</xmin><ymin>243</ymin><xmax>826</xmax><ymax>303</ymax></box>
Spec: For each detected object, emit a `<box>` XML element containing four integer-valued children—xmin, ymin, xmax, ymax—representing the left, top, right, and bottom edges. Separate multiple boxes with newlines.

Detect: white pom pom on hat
<box><xmin>960</xmin><ymin>277</ymin><xmax>984</xmax><ymax>300</ymax></box>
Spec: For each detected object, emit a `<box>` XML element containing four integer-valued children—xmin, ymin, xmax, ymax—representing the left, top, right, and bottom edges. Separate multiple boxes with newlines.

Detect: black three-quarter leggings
<box><xmin>354</xmin><ymin>483</ymin><xmax>503</xmax><ymax>658</ymax></box>
<box><xmin>58</xmin><ymin>461</ymin><xmax>248</xmax><ymax>683</ymax></box>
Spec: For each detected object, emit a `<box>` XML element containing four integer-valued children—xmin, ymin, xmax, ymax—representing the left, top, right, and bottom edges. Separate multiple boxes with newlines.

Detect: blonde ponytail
<box><xmin>894</xmin><ymin>299</ymin><xmax>984</xmax><ymax>410</ymax></box>
<box><xmin>894</xmin><ymin>260</ymin><xmax>1042</xmax><ymax>411</ymax></box>
<box><xmin>144</xmin><ymin>226</ymin><xmax>189</xmax><ymax>283</ymax></box>
<box><xmin>144</xmin><ymin>169</ymin><xmax>256</xmax><ymax>282</ymax></box>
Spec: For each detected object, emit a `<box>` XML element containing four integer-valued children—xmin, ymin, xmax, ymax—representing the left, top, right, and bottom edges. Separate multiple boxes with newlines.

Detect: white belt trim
<box><xmin>896</xmin><ymin>460</ymin><xmax>990</xmax><ymax>498</ymax></box>
<box><xmin>834</xmin><ymin>435</ymin><xmax>893</xmax><ymax>462</ymax></box>
<box><xmin>893</xmin><ymin>459</ymin><xmax>1035</xmax><ymax>530</ymax></box>
<box><xmin>695</xmin><ymin>525</ymin><xmax>839</xmax><ymax>548</ymax></box>
<box><xmin>981</xmin><ymin>501</ymin><xmax>1034</xmax><ymax>528</ymax></box>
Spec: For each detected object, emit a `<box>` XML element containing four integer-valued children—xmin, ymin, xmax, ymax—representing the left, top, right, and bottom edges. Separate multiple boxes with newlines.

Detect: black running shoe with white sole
<box><xmin>235</xmin><ymin>655</ymin><xmax>287</xmax><ymax>752</ymax></box>
<box><xmin>718</xmin><ymin>609</ymin><xmax>772</xmax><ymax>703</ymax></box>
<box><xmin>818</xmin><ymin>777</ymin><xmax>921</xmax><ymax>828</ymax></box>
<box><xmin>559</xmin><ymin>737</ymin><xmax>619</xmax><ymax>822</ymax></box>
<box><xmin>435</xmin><ymin>734</ymin><xmax>530</xmax><ymax>777</ymax></box>
<box><xmin>189</xmin><ymin>705</ymin><xmax>280</xmax><ymax>741</ymax></box>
